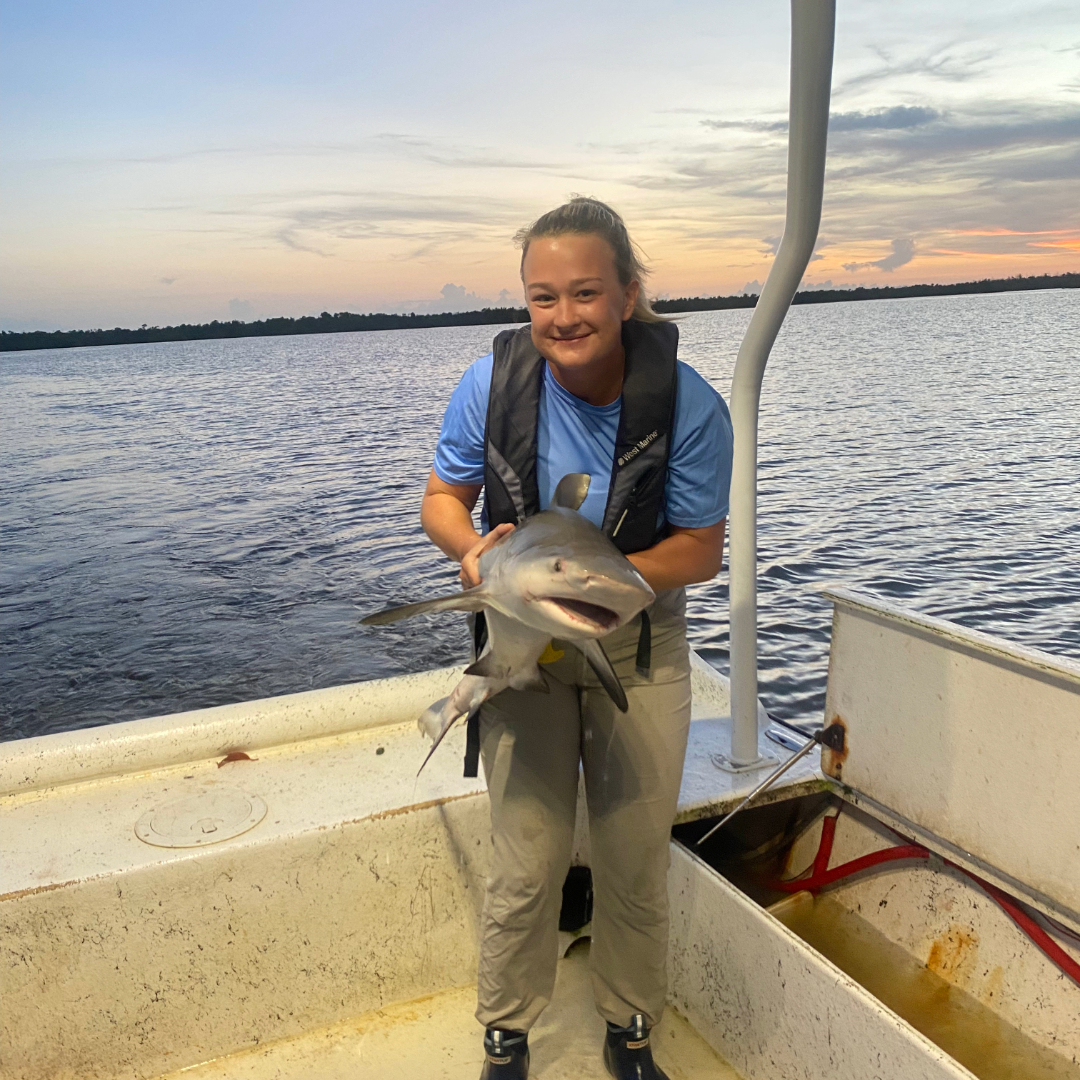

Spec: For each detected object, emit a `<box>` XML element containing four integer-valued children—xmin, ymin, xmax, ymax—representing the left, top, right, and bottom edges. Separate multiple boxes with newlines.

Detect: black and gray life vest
<box><xmin>462</xmin><ymin>319</ymin><xmax>679</xmax><ymax>778</ymax></box>
<box><xmin>483</xmin><ymin>318</ymin><xmax>679</xmax><ymax>553</ymax></box>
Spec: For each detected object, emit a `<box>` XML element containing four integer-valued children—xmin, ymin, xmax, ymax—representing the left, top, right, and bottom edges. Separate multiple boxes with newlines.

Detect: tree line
<box><xmin>2</xmin><ymin>272</ymin><xmax>1076</xmax><ymax>353</ymax></box>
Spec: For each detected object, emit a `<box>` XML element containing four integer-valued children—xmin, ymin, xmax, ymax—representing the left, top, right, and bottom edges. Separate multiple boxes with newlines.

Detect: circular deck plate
<box><xmin>135</xmin><ymin>786</ymin><xmax>267</xmax><ymax>848</ymax></box>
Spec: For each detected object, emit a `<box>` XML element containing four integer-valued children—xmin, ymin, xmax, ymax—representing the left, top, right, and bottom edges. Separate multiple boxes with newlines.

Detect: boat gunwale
<box><xmin>823</xmin><ymin>587</ymin><xmax>1080</xmax><ymax>687</ymax></box>
<box><xmin>0</xmin><ymin>665</ymin><xmax>465</xmax><ymax>799</ymax></box>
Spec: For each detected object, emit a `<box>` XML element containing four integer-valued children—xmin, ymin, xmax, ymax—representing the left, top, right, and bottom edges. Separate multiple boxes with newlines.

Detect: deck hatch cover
<box><xmin>135</xmin><ymin>786</ymin><xmax>267</xmax><ymax>848</ymax></box>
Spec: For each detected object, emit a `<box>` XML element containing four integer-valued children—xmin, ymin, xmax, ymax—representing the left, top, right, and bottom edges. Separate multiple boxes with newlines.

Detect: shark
<box><xmin>361</xmin><ymin>474</ymin><xmax>656</xmax><ymax>772</ymax></box>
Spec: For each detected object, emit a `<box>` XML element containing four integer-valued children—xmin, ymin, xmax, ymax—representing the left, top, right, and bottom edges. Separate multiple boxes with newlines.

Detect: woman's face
<box><xmin>522</xmin><ymin>233</ymin><xmax>638</xmax><ymax>375</ymax></box>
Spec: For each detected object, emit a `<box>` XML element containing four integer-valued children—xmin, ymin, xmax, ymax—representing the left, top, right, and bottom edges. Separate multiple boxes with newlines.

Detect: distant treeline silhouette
<box><xmin>3</xmin><ymin>272</ymin><xmax>1076</xmax><ymax>353</ymax></box>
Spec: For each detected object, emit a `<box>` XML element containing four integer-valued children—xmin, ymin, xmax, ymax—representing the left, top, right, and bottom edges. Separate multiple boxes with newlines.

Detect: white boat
<box><xmin>3</xmin><ymin>2</ymin><xmax>1078</xmax><ymax>1077</ymax></box>
<box><xmin>3</xmin><ymin>592</ymin><xmax>1078</xmax><ymax>1079</ymax></box>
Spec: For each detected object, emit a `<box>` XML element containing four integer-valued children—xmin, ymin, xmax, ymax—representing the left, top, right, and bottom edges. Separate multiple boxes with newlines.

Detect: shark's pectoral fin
<box><xmin>552</xmin><ymin>473</ymin><xmax>591</xmax><ymax>511</ymax></box>
<box><xmin>362</xmin><ymin>584</ymin><xmax>487</xmax><ymax>625</ymax></box>
<box><xmin>464</xmin><ymin>652</ymin><xmax>508</xmax><ymax>679</ymax></box>
<box><xmin>577</xmin><ymin>638</ymin><xmax>628</xmax><ymax>713</ymax></box>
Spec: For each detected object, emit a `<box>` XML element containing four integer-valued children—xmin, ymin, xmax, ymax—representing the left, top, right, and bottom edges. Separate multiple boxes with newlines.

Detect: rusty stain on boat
<box><xmin>927</xmin><ymin>924</ymin><xmax>980</xmax><ymax>985</ymax></box>
<box><xmin>822</xmin><ymin>714</ymin><xmax>849</xmax><ymax>779</ymax></box>
<box><xmin>217</xmin><ymin>751</ymin><xmax>255</xmax><ymax>768</ymax></box>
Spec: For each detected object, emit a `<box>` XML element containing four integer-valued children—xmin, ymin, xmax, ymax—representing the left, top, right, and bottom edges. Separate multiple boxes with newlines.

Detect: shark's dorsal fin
<box><xmin>552</xmin><ymin>473</ymin><xmax>591</xmax><ymax>511</ymax></box>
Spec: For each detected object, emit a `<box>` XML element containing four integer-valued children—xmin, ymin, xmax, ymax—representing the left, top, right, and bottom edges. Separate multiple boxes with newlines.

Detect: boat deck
<box><xmin>158</xmin><ymin>942</ymin><xmax>741</xmax><ymax>1080</ymax></box>
<box><xmin>0</xmin><ymin>656</ymin><xmax>817</xmax><ymax>1080</ymax></box>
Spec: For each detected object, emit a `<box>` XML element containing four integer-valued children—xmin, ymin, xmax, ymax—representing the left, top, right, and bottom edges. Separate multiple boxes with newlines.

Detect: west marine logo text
<box><xmin>617</xmin><ymin>429</ymin><xmax>660</xmax><ymax>468</ymax></box>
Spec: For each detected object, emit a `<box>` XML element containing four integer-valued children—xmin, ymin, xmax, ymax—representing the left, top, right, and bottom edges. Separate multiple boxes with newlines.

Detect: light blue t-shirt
<box><xmin>433</xmin><ymin>351</ymin><xmax>733</xmax><ymax>532</ymax></box>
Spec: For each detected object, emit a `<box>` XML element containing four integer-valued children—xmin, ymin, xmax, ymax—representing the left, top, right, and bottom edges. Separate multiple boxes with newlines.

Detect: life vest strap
<box><xmin>635</xmin><ymin>609</ymin><xmax>652</xmax><ymax>678</ymax></box>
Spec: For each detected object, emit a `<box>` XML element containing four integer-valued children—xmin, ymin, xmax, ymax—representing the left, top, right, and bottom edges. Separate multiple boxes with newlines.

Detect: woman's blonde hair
<box><xmin>513</xmin><ymin>196</ymin><xmax>665</xmax><ymax>323</ymax></box>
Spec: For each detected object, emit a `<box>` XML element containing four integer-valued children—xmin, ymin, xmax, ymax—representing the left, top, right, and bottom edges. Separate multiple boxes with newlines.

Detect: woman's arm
<box><xmin>627</xmin><ymin>520</ymin><xmax>726</xmax><ymax>593</ymax></box>
<box><xmin>421</xmin><ymin>470</ymin><xmax>482</xmax><ymax>561</ymax></box>
<box><xmin>420</xmin><ymin>470</ymin><xmax>514</xmax><ymax>588</ymax></box>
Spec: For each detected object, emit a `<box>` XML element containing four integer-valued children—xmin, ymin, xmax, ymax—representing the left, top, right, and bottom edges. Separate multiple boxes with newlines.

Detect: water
<box><xmin>2</xmin><ymin>290</ymin><xmax>1079</xmax><ymax>741</ymax></box>
<box><xmin>679</xmin><ymin>795</ymin><xmax>1080</xmax><ymax>1080</ymax></box>
<box><xmin>776</xmin><ymin>895</ymin><xmax>1079</xmax><ymax>1080</ymax></box>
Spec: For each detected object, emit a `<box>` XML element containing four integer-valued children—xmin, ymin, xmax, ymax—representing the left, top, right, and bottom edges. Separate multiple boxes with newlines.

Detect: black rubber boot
<box><xmin>480</xmin><ymin>1028</ymin><xmax>529</xmax><ymax>1079</ymax></box>
<box><xmin>603</xmin><ymin>1014</ymin><xmax>670</xmax><ymax>1080</ymax></box>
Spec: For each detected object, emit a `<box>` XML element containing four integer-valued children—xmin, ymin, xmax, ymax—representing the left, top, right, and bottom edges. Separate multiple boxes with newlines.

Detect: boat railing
<box><xmin>727</xmin><ymin>0</ymin><xmax>836</xmax><ymax>767</ymax></box>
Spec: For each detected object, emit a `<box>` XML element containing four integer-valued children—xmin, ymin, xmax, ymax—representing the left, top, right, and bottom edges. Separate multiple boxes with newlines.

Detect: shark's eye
<box><xmin>553</xmin><ymin>559</ymin><xmax>563</xmax><ymax>573</ymax></box>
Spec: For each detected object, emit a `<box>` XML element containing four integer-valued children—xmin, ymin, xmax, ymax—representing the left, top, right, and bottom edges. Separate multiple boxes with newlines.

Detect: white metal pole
<box><xmin>727</xmin><ymin>0</ymin><xmax>835</xmax><ymax>766</ymax></box>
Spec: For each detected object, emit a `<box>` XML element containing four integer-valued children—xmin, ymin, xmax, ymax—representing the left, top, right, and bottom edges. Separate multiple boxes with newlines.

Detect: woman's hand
<box><xmin>460</xmin><ymin>523</ymin><xmax>515</xmax><ymax>588</ymax></box>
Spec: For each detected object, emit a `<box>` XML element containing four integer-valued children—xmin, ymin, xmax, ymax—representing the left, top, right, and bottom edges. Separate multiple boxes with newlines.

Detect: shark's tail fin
<box><xmin>416</xmin><ymin>702</ymin><xmax>470</xmax><ymax>775</ymax></box>
<box><xmin>418</xmin><ymin>697</ymin><xmax>451</xmax><ymax>741</ymax></box>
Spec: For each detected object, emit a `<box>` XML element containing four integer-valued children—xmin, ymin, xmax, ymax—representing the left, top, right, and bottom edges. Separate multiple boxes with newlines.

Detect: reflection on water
<box><xmin>2</xmin><ymin>290</ymin><xmax>1079</xmax><ymax>740</ymax></box>
<box><xmin>776</xmin><ymin>895</ymin><xmax>1079</xmax><ymax>1080</ymax></box>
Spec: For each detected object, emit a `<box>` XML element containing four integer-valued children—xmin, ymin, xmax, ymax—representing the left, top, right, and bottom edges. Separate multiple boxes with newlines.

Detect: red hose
<box><xmin>969</xmin><ymin>874</ymin><xmax>1080</xmax><ymax>988</ymax></box>
<box><xmin>773</xmin><ymin>842</ymin><xmax>931</xmax><ymax>894</ymax></box>
<box><xmin>813</xmin><ymin>811</ymin><xmax>838</xmax><ymax>878</ymax></box>
<box><xmin>768</xmin><ymin>813</ymin><xmax>1080</xmax><ymax>988</ymax></box>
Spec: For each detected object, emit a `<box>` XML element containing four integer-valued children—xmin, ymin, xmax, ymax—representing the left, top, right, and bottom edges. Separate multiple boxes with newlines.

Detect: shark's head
<box><xmin>481</xmin><ymin>506</ymin><xmax>655</xmax><ymax>639</ymax></box>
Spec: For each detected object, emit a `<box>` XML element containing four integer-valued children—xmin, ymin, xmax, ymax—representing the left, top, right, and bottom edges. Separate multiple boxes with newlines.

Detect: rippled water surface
<box><xmin>3</xmin><ymin>290</ymin><xmax>1079</xmax><ymax>741</ymax></box>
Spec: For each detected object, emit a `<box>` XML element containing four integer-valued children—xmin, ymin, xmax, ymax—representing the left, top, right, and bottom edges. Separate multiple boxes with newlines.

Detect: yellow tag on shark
<box><xmin>538</xmin><ymin>641</ymin><xmax>565</xmax><ymax>665</ymax></box>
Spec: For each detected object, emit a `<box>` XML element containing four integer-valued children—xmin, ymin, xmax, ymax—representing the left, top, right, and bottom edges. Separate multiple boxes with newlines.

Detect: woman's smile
<box><xmin>550</xmin><ymin>331</ymin><xmax>592</xmax><ymax>346</ymax></box>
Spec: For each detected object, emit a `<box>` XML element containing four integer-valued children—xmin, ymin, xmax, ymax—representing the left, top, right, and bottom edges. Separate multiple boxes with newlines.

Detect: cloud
<box><xmin>742</xmin><ymin>280</ymin><xmax>761</xmax><ymax>295</ymax></box>
<box><xmin>828</xmin><ymin>106</ymin><xmax>940</xmax><ymax>131</ymax></box>
<box><xmin>380</xmin><ymin>283</ymin><xmax>520</xmax><ymax>315</ymax></box>
<box><xmin>159</xmin><ymin>277</ymin><xmax>176</xmax><ymax>285</ymax></box>
<box><xmin>101</xmin><ymin>98</ymin><xmax>1075</xmax><ymax>291</ymax></box>
<box><xmin>228</xmin><ymin>298</ymin><xmax>254</xmax><ymax>320</ymax></box>
<box><xmin>843</xmin><ymin>238</ymin><xmax>916</xmax><ymax>273</ymax></box>
<box><xmin>761</xmin><ymin>235</ymin><xmax>826</xmax><ymax>261</ymax></box>
<box><xmin>704</xmin><ymin>105</ymin><xmax>941</xmax><ymax>136</ymax></box>
<box><xmin>149</xmin><ymin>186</ymin><xmax>525</xmax><ymax>261</ymax></box>
<box><xmin>1030</xmin><ymin>238</ymin><xmax>1080</xmax><ymax>251</ymax></box>
<box><xmin>630</xmin><ymin>99</ymin><xmax>1080</xmax><ymax>268</ymax></box>
<box><xmin>694</xmin><ymin>104</ymin><xmax>1080</xmax><ymax>187</ymax></box>
<box><xmin>225</xmin><ymin>189</ymin><xmax>532</xmax><ymax>259</ymax></box>
<box><xmin>825</xmin><ymin>107</ymin><xmax>1080</xmax><ymax>164</ymax></box>
<box><xmin>273</xmin><ymin>228</ymin><xmax>333</xmax><ymax>257</ymax></box>
<box><xmin>834</xmin><ymin>43</ymin><xmax>998</xmax><ymax>96</ymax></box>
<box><xmin>700</xmin><ymin>117</ymin><xmax>787</xmax><ymax>133</ymax></box>
<box><xmin>375</xmin><ymin>132</ymin><xmax>568</xmax><ymax>173</ymax></box>
<box><xmin>433</xmin><ymin>283</ymin><xmax>488</xmax><ymax>311</ymax></box>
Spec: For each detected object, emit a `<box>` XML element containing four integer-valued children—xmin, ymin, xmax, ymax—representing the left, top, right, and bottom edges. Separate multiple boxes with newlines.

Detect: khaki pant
<box><xmin>475</xmin><ymin>593</ymin><xmax>692</xmax><ymax>1032</ymax></box>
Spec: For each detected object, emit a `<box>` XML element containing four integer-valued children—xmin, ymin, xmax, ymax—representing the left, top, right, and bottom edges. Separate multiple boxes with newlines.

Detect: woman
<box><xmin>422</xmin><ymin>197</ymin><xmax>733</xmax><ymax>1080</ymax></box>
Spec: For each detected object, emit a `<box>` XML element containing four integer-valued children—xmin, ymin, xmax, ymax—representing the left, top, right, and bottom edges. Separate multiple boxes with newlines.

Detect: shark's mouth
<box><xmin>543</xmin><ymin>597</ymin><xmax>621</xmax><ymax>632</ymax></box>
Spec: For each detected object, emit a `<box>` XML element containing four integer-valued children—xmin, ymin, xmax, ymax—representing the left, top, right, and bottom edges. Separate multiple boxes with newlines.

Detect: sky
<box><xmin>1</xmin><ymin>0</ymin><xmax>1078</xmax><ymax>331</ymax></box>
